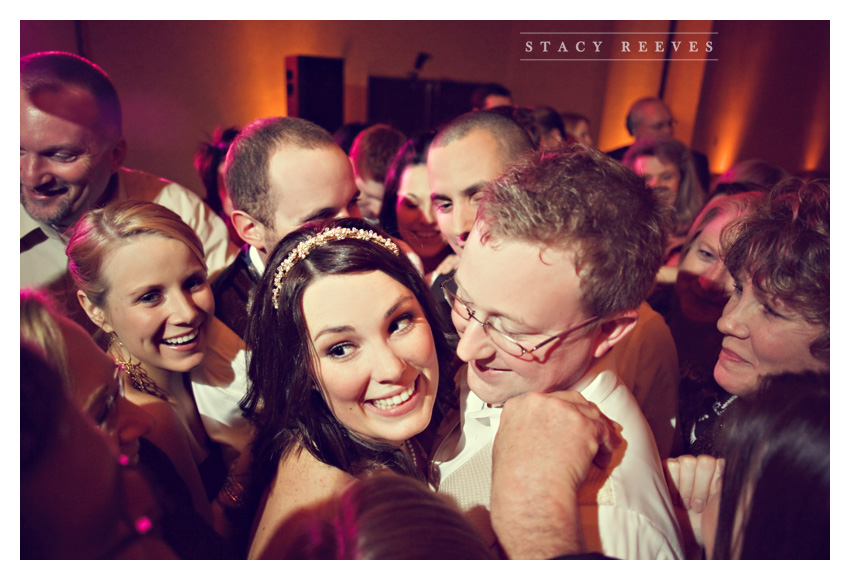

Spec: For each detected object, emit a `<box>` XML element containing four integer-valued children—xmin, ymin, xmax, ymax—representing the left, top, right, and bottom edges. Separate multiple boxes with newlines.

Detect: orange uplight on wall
<box><xmin>597</xmin><ymin>21</ymin><xmax>715</xmax><ymax>154</ymax></box>
<box><xmin>802</xmin><ymin>71</ymin><xmax>829</xmax><ymax>173</ymax></box>
<box><xmin>701</xmin><ymin>36</ymin><xmax>770</xmax><ymax>176</ymax></box>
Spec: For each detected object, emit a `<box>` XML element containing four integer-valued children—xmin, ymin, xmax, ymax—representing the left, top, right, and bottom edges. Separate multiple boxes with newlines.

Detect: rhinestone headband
<box><xmin>272</xmin><ymin>227</ymin><xmax>400</xmax><ymax>309</ymax></box>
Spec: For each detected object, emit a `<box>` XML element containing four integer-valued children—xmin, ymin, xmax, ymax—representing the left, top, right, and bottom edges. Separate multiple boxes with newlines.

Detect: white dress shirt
<box><xmin>20</xmin><ymin>167</ymin><xmax>238</xmax><ymax>289</ymax></box>
<box><xmin>433</xmin><ymin>354</ymin><xmax>685</xmax><ymax>560</ymax></box>
<box><xmin>189</xmin><ymin>316</ymin><xmax>254</xmax><ymax>469</ymax></box>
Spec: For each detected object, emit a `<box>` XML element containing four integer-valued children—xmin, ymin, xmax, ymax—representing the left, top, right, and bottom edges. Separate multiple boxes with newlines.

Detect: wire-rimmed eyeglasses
<box><xmin>441</xmin><ymin>278</ymin><xmax>599</xmax><ymax>359</ymax></box>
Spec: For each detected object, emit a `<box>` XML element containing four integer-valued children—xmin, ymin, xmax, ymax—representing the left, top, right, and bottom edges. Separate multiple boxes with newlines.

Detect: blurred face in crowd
<box><xmin>633</xmin><ymin>101</ymin><xmax>675</xmax><ymax>139</ymax></box>
<box><xmin>354</xmin><ymin>173</ymin><xmax>384</xmax><ymax>221</ymax></box>
<box><xmin>570</xmin><ymin>119</ymin><xmax>593</xmax><ymax>147</ymax></box>
<box><xmin>675</xmin><ymin>214</ymin><xmax>736</xmax><ymax>324</ymax></box>
<box><xmin>396</xmin><ymin>164</ymin><xmax>447</xmax><ymax>259</ymax></box>
<box><xmin>20</xmin><ymin>85</ymin><xmax>125</xmax><ymax>231</ymax></box>
<box><xmin>304</xmin><ymin>270</ymin><xmax>440</xmax><ymax>447</ymax></box>
<box><xmin>632</xmin><ymin>155</ymin><xmax>681</xmax><ymax>199</ymax></box>
<box><xmin>428</xmin><ymin>128</ymin><xmax>506</xmax><ymax>256</ymax></box>
<box><xmin>714</xmin><ymin>276</ymin><xmax>828</xmax><ymax>398</ymax></box>
<box><xmin>538</xmin><ymin>129</ymin><xmax>564</xmax><ymax>151</ymax></box>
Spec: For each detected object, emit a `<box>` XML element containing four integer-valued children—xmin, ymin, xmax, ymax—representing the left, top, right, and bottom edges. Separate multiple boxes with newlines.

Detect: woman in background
<box><xmin>713</xmin><ymin>179</ymin><xmax>829</xmax><ymax>399</ymax></box>
<box><xmin>67</xmin><ymin>200</ymin><xmax>253</xmax><ymax>542</ymax></box>
<box><xmin>560</xmin><ymin>111</ymin><xmax>593</xmax><ymax>147</ymax></box>
<box><xmin>666</xmin><ymin>371</ymin><xmax>829</xmax><ymax>559</ymax></box>
<box><xmin>379</xmin><ymin>133</ymin><xmax>454</xmax><ymax>282</ymax></box>
<box><xmin>530</xmin><ymin>106</ymin><xmax>570</xmax><ymax>150</ymax></box>
<box><xmin>195</xmin><ymin>126</ymin><xmax>241</xmax><ymax>246</ymax></box>
<box><xmin>21</xmin><ymin>341</ymin><xmax>176</xmax><ymax>559</ymax></box>
<box><xmin>20</xmin><ymin>290</ymin><xmax>230</xmax><ymax>558</ymax></box>
<box><xmin>648</xmin><ymin>191</ymin><xmax>766</xmax><ymax>456</ymax></box>
<box><xmin>624</xmin><ymin>136</ymin><xmax>707</xmax><ymax>267</ymax></box>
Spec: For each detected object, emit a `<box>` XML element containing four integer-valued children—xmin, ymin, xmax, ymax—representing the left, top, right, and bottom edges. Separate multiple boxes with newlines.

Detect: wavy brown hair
<box><xmin>477</xmin><ymin>144</ymin><xmax>673</xmax><ymax>319</ymax></box>
<box><xmin>721</xmin><ymin>179</ymin><xmax>829</xmax><ymax>362</ymax></box>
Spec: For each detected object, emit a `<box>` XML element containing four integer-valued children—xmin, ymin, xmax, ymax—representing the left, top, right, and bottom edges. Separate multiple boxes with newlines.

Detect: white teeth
<box><xmin>371</xmin><ymin>381</ymin><xmax>417</xmax><ymax>410</ymax></box>
<box><xmin>163</xmin><ymin>329</ymin><xmax>199</xmax><ymax>345</ymax></box>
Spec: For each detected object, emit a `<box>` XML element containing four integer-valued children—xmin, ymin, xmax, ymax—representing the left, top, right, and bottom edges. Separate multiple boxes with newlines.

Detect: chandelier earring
<box><xmin>108</xmin><ymin>334</ymin><xmax>170</xmax><ymax>402</ymax></box>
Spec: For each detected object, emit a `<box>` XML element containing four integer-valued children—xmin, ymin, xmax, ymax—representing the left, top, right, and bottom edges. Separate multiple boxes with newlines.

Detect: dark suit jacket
<box><xmin>211</xmin><ymin>245</ymin><xmax>261</xmax><ymax>340</ymax></box>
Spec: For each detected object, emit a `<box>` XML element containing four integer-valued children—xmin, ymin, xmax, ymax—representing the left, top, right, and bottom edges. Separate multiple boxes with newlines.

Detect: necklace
<box><xmin>404</xmin><ymin>439</ymin><xmax>419</xmax><ymax>471</ymax></box>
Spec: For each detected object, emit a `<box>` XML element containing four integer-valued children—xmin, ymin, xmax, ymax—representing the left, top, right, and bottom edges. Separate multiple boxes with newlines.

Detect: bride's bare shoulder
<box><xmin>248</xmin><ymin>445</ymin><xmax>354</xmax><ymax>559</ymax></box>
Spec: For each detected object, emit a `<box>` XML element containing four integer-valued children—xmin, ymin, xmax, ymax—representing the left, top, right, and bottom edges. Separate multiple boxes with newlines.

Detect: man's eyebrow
<box><xmin>301</xmin><ymin>207</ymin><xmax>339</xmax><ymax>223</ymax></box>
<box><xmin>462</xmin><ymin>182</ymin><xmax>489</xmax><ymax>197</ymax></box>
<box><xmin>430</xmin><ymin>182</ymin><xmax>490</xmax><ymax>202</ymax></box>
<box><xmin>454</xmin><ymin>276</ymin><xmax>526</xmax><ymax>327</ymax></box>
<box><xmin>31</xmin><ymin>144</ymin><xmax>83</xmax><ymax>155</ymax></box>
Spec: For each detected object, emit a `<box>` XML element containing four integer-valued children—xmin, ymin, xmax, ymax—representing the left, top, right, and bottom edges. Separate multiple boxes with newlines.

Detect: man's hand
<box><xmin>491</xmin><ymin>390</ymin><xmax>621</xmax><ymax>559</ymax></box>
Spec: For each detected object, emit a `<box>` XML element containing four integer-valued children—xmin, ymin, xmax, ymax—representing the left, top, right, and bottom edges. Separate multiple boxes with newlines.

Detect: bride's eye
<box><xmin>389</xmin><ymin>312</ymin><xmax>415</xmax><ymax>335</ymax></box>
<box><xmin>326</xmin><ymin>342</ymin><xmax>356</xmax><ymax>359</ymax></box>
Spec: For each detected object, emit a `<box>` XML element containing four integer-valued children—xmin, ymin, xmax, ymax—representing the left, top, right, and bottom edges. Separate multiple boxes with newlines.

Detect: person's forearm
<box><xmin>493</xmin><ymin>492</ymin><xmax>584</xmax><ymax>560</ymax></box>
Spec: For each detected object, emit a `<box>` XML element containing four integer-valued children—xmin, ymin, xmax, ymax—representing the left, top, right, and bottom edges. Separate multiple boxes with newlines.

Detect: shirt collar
<box><xmin>458</xmin><ymin>371</ymin><xmax>504</xmax><ymax>426</ymax></box>
<box><xmin>248</xmin><ymin>244</ymin><xmax>266</xmax><ymax>275</ymax></box>
<box><xmin>461</xmin><ymin>350</ymin><xmax>619</xmax><ymax>425</ymax></box>
<box><xmin>20</xmin><ymin>204</ymin><xmax>65</xmax><ymax>242</ymax></box>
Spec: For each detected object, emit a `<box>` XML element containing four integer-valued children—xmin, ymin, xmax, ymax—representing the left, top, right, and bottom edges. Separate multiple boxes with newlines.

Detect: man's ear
<box><xmin>231</xmin><ymin>210</ymin><xmax>268</xmax><ymax>253</ymax></box>
<box><xmin>591</xmin><ymin>309</ymin><xmax>639</xmax><ymax>359</ymax></box>
<box><xmin>108</xmin><ymin>136</ymin><xmax>127</xmax><ymax>172</ymax></box>
<box><xmin>77</xmin><ymin>290</ymin><xmax>113</xmax><ymax>334</ymax></box>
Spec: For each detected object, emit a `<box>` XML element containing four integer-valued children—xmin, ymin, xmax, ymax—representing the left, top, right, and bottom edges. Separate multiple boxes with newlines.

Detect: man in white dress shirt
<box><xmin>432</xmin><ymin>144</ymin><xmax>684</xmax><ymax>559</ymax></box>
<box><xmin>20</xmin><ymin>52</ymin><xmax>236</xmax><ymax>327</ymax></box>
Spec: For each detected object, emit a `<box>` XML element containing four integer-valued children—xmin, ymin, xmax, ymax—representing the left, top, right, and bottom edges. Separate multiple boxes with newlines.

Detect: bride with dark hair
<box><xmin>241</xmin><ymin>217</ymin><xmax>457</xmax><ymax>559</ymax></box>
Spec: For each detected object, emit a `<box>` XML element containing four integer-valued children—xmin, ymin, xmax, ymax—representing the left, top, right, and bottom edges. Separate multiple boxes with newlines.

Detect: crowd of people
<box><xmin>20</xmin><ymin>53</ymin><xmax>829</xmax><ymax>560</ymax></box>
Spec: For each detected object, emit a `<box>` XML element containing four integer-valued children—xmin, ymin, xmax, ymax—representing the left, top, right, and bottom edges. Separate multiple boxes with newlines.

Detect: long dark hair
<box><xmin>241</xmin><ymin>217</ymin><xmax>456</xmax><ymax>495</ymax></box>
<box><xmin>194</xmin><ymin>126</ymin><xmax>240</xmax><ymax>217</ymax></box>
<box><xmin>714</xmin><ymin>371</ymin><xmax>829</xmax><ymax>559</ymax></box>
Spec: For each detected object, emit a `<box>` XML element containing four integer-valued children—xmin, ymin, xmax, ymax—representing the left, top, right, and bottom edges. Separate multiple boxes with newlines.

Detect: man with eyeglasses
<box><xmin>430</xmin><ymin>110</ymin><xmax>680</xmax><ymax>461</ymax></box>
<box><xmin>432</xmin><ymin>144</ymin><xmax>685</xmax><ymax>559</ymax></box>
<box><xmin>607</xmin><ymin>96</ymin><xmax>710</xmax><ymax>191</ymax></box>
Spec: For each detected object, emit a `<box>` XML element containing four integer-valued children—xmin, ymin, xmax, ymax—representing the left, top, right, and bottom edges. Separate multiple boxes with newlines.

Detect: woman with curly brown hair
<box><xmin>714</xmin><ymin>178</ymin><xmax>829</xmax><ymax>397</ymax></box>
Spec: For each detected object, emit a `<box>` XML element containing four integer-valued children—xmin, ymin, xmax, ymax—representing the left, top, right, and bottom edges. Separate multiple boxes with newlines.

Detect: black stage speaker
<box><xmin>368</xmin><ymin>76</ymin><xmax>483</xmax><ymax>136</ymax></box>
<box><xmin>285</xmin><ymin>55</ymin><xmax>344</xmax><ymax>133</ymax></box>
